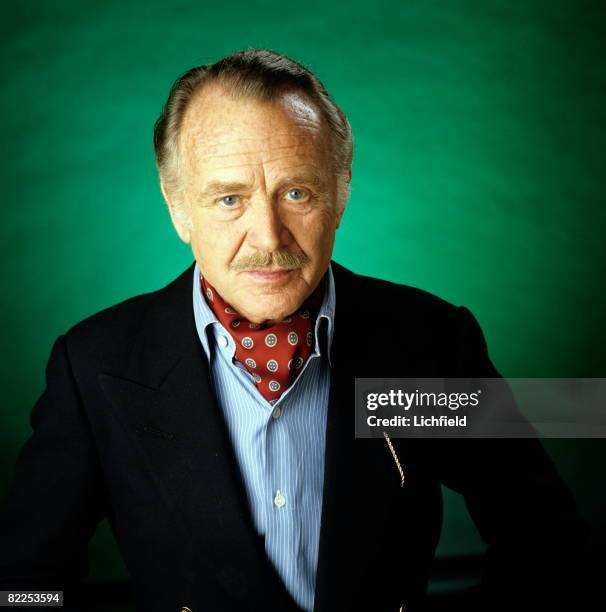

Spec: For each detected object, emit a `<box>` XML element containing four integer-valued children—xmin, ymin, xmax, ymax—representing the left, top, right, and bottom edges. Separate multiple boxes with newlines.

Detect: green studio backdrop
<box><xmin>1</xmin><ymin>0</ymin><xmax>604</xmax><ymax>587</ymax></box>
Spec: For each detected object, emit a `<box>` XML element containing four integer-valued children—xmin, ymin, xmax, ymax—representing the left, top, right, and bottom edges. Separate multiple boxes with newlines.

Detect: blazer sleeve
<box><xmin>434</xmin><ymin>306</ymin><xmax>591</xmax><ymax>612</ymax></box>
<box><xmin>0</xmin><ymin>334</ymin><xmax>108</xmax><ymax>609</ymax></box>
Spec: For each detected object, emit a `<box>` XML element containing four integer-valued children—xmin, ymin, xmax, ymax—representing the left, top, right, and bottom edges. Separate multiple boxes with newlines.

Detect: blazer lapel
<box><xmin>98</xmin><ymin>263</ymin><xmax>302</xmax><ymax>610</ymax></box>
<box><xmin>313</xmin><ymin>263</ymin><xmax>398</xmax><ymax>612</ymax></box>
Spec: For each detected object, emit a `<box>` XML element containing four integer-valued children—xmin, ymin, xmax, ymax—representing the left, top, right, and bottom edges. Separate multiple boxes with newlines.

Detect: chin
<box><xmin>251</xmin><ymin>307</ymin><xmax>290</xmax><ymax>324</ymax></box>
<box><xmin>248</xmin><ymin>298</ymin><xmax>298</xmax><ymax>324</ymax></box>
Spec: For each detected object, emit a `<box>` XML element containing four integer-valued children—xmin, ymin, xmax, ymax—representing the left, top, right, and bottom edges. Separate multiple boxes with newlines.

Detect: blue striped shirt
<box><xmin>191</xmin><ymin>263</ymin><xmax>335</xmax><ymax>611</ymax></box>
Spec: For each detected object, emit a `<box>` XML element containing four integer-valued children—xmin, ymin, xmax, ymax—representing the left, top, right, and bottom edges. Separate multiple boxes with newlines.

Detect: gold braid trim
<box><xmin>383</xmin><ymin>431</ymin><xmax>405</xmax><ymax>487</ymax></box>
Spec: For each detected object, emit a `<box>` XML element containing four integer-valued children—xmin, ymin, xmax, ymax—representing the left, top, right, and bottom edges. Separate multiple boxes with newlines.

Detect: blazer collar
<box><xmin>121</xmin><ymin>260</ymin><xmax>352</xmax><ymax>388</ymax></box>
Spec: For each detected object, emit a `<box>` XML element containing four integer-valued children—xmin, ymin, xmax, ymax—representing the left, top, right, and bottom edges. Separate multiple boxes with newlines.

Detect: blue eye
<box><xmin>220</xmin><ymin>195</ymin><xmax>239</xmax><ymax>208</ymax></box>
<box><xmin>286</xmin><ymin>188</ymin><xmax>308</xmax><ymax>201</ymax></box>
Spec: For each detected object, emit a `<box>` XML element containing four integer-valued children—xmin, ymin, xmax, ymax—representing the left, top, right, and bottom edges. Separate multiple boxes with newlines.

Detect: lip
<box><xmin>243</xmin><ymin>269</ymin><xmax>294</xmax><ymax>283</ymax></box>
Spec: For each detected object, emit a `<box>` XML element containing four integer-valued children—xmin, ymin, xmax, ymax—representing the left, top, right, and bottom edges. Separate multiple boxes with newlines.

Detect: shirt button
<box><xmin>273</xmin><ymin>490</ymin><xmax>286</xmax><ymax>508</ymax></box>
<box><xmin>217</xmin><ymin>335</ymin><xmax>228</xmax><ymax>348</ymax></box>
<box><xmin>272</xmin><ymin>406</ymin><xmax>282</xmax><ymax>419</ymax></box>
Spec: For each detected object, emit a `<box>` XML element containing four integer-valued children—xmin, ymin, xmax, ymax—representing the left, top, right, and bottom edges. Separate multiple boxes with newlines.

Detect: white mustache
<box><xmin>231</xmin><ymin>251</ymin><xmax>309</xmax><ymax>271</ymax></box>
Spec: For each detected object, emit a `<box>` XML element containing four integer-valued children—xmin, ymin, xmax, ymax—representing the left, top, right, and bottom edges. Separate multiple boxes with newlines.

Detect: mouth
<box><xmin>243</xmin><ymin>269</ymin><xmax>295</xmax><ymax>283</ymax></box>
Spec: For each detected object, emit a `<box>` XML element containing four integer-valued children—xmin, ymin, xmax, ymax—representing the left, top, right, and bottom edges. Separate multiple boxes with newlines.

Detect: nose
<box><xmin>246</xmin><ymin>197</ymin><xmax>289</xmax><ymax>252</ymax></box>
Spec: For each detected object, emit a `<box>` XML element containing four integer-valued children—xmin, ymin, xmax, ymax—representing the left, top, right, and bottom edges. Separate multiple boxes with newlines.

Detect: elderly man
<box><xmin>0</xmin><ymin>49</ymin><xmax>588</xmax><ymax>612</ymax></box>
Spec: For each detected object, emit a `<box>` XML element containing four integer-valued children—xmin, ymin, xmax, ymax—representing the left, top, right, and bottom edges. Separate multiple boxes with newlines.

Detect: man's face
<box><xmin>164</xmin><ymin>85</ymin><xmax>345</xmax><ymax>324</ymax></box>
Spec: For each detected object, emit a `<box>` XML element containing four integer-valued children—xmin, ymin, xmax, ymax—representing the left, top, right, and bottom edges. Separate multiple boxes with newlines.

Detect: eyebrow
<box><xmin>198</xmin><ymin>174</ymin><xmax>329</xmax><ymax>199</ymax></box>
<box><xmin>199</xmin><ymin>181</ymin><xmax>251</xmax><ymax>199</ymax></box>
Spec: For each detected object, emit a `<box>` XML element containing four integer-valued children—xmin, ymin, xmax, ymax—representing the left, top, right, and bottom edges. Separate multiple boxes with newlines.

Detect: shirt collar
<box><xmin>192</xmin><ymin>262</ymin><xmax>336</xmax><ymax>366</ymax></box>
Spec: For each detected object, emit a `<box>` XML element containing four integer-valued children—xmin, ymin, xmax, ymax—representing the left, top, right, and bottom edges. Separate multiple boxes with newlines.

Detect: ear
<box><xmin>335</xmin><ymin>168</ymin><xmax>352</xmax><ymax>229</ymax></box>
<box><xmin>335</xmin><ymin>205</ymin><xmax>345</xmax><ymax>229</ymax></box>
<box><xmin>161</xmin><ymin>180</ymin><xmax>192</xmax><ymax>244</ymax></box>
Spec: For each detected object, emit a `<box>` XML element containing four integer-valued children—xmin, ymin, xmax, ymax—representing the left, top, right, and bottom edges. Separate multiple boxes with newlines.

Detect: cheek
<box><xmin>190</xmin><ymin>215</ymin><xmax>243</xmax><ymax>265</ymax></box>
<box><xmin>295</xmin><ymin>208</ymin><xmax>337</xmax><ymax>245</ymax></box>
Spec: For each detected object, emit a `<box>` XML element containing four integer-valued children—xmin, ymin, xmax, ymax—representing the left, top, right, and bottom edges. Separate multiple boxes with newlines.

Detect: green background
<box><xmin>1</xmin><ymin>0</ymin><xmax>604</xmax><ymax>589</ymax></box>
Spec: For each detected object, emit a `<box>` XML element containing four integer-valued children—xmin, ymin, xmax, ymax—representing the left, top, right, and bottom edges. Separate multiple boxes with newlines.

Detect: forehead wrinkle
<box><xmin>198</xmin><ymin>126</ymin><xmax>320</xmax><ymax>148</ymax></box>
<box><xmin>183</xmin><ymin>125</ymin><xmax>323</xmax><ymax>164</ymax></box>
<box><xmin>269</xmin><ymin>162</ymin><xmax>324</xmax><ymax>174</ymax></box>
<box><xmin>191</xmin><ymin>157</ymin><xmax>322</xmax><ymax>174</ymax></box>
<box><xmin>193</xmin><ymin>130</ymin><xmax>320</xmax><ymax>150</ymax></box>
<box><xmin>195</xmin><ymin>141</ymin><xmax>313</xmax><ymax>164</ymax></box>
<box><xmin>259</xmin><ymin>151</ymin><xmax>323</xmax><ymax>167</ymax></box>
<box><xmin>194</xmin><ymin>158</ymin><xmax>328</xmax><ymax>190</ymax></box>
<box><xmin>195</xmin><ymin>147</ymin><xmax>325</xmax><ymax>172</ymax></box>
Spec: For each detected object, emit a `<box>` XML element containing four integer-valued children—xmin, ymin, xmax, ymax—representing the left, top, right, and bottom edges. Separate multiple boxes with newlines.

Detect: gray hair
<box><xmin>153</xmin><ymin>49</ymin><xmax>353</xmax><ymax>216</ymax></box>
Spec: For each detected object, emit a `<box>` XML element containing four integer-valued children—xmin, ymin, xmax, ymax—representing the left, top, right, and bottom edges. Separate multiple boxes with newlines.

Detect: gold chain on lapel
<box><xmin>383</xmin><ymin>431</ymin><xmax>405</xmax><ymax>487</ymax></box>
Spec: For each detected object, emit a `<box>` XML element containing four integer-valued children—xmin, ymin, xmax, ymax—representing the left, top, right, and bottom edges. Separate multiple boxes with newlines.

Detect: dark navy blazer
<box><xmin>0</xmin><ymin>261</ymin><xmax>589</xmax><ymax>611</ymax></box>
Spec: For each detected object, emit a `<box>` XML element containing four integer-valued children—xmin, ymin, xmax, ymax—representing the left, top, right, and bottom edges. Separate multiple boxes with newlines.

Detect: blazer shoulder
<box><xmin>333</xmin><ymin>261</ymin><xmax>459</xmax><ymax>321</ymax></box>
<box><xmin>62</xmin><ymin>263</ymin><xmax>195</xmax><ymax>369</ymax></box>
<box><xmin>332</xmin><ymin>263</ymin><xmax>496</xmax><ymax>375</ymax></box>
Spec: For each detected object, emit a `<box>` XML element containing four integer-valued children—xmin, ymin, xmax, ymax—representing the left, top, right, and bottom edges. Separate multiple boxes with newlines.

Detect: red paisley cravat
<box><xmin>200</xmin><ymin>274</ymin><xmax>325</xmax><ymax>403</ymax></box>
